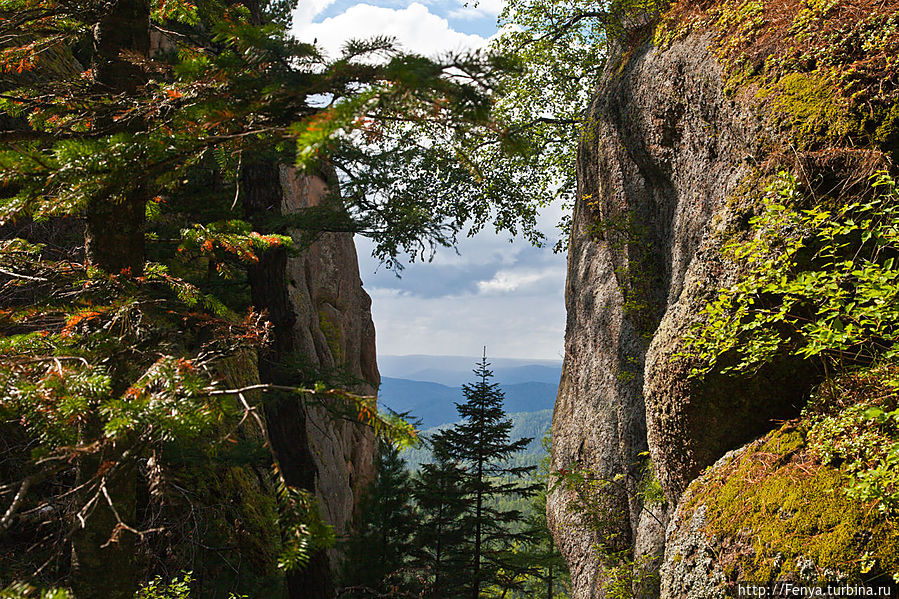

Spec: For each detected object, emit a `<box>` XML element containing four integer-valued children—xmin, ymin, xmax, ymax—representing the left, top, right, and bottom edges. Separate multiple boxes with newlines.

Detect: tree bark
<box><xmin>70</xmin><ymin>441</ymin><xmax>137</xmax><ymax>599</ymax></box>
<box><xmin>84</xmin><ymin>0</ymin><xmax>150</xmax><ymax>276</ymax></box>
<box><xmin>242</xmin><ymin>156</ymin><xmax>336</xmax><ymax>599</ymax></box>
<box><xmin>70</xmin><ymin>3</ymin><xmax>150</xmax><ymax>596</ymax></box>
<box><xmin>84</xmin><ymin>185</ymin><xmax>146</xmax><ymax>276</ymax></box>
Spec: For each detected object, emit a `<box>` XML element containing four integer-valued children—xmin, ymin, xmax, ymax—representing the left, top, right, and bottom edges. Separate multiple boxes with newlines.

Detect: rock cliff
<box><xmin>551</xmin><ymin>0</ymin><xmax>899</xmax><ymax>596</ymax></box>
<box><xmin>241</xmin><ymin>161</ymin><xmax>378</xmax><ymax>597</ymax></box>
<box><xmin>148</xmin><ymin>168</ymin><xmax>378</xmax><ymax>598</ymax></box>
<box><xmin>280</xmin><ymin>167</ymin><xmax>379</xmax><ymax>553</ymax></box>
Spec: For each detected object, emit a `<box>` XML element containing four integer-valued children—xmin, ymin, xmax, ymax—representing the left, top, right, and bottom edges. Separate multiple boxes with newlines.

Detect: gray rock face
<box><xmin>659</xmin><ymin>465</ymin><xmax>732</xmax><ymax>599</ymax></box>
<box><xmin>280</xmin><ymin>167</ymin><xmax>378</xmax><ymax>566</ymax></box>
<box><xmin>550</xmin><ymin>30</ymin><xmax>813</xmax><ymax>598</ymax></box>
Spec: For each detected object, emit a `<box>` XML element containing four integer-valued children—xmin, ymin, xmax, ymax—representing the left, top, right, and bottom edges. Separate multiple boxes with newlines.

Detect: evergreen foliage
<box><xmin>0</xmin><ymin>0</ymin><xmax>555</xmax><ymax>595</ymax></box>
<box><xmin>480</xmin><ymin>434</ymin><xmax>570</xmax><ymax>598</ymax></box>
<box><xmin>410</xmin><ymin>441</ymin><xmax>472</xmax><ymax>599</ymax></box>
<box><xmin>339</xmin><ymin>364</ymin><xmax>569</xmax><ymax>598</ymax></box>
<box><xmin>340</xmin><ymin>439</ymin><xmax>417</xmax><ymax>596</ymax></box>
<box><xmin>429</xmin><ymin>356</ymin><xmax>539</xmax><ymax>598</ymax></box>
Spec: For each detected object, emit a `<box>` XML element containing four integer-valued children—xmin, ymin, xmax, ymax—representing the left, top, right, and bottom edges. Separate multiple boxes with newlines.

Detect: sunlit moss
<box><xmin>684</xmin><ymin>424</ymin><xmax>899</xmax><ymax>583</ymax></box>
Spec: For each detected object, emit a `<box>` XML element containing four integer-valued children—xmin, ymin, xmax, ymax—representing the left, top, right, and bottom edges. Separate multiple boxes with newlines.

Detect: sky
<box><xmin>290</xmin><ymin>0</ymin><xmax>568</xmax><ymax>361</ymax></box>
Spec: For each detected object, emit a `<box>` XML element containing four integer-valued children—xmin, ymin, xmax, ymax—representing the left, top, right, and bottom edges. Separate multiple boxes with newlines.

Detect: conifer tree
<box><xmin>432</xmin><ymin>354</ymin><xmax>539</xmax><ymax>598</ymax></box>
<box><xmin>411</xmin><ymin>438</ymin><xmax>471</xmax><ymax>599</ymax></box>
<box><xmin>340</xmin><ymin>439</ymin><xmax>417</xmax><ymax>596</ymax></box>
<box><xmin>514</xmin><ymin>473</ymin><xmax>570</xmax><ymax>598</ymax></box>
<box><xmin>486</xmin><ymin>434</ymin><xmax>570</xmax><ymax>598</ymax></box>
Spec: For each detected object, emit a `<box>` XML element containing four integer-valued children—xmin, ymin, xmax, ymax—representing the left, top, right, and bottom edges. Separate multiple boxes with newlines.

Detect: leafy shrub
<box><xmin>686</xmin><ymin>170</ymin><xmax>899</xmax><ymax>513</ymax></box>
<box><xmin>685</xmin><ymin>170</ymin><xmax>899</xmax><ymax>376</ymax></box>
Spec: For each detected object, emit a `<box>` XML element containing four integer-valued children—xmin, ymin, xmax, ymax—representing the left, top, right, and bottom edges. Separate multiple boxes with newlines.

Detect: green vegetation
<box><xmin>757</xmin><ymin>72</ymin><xmax>858</xmax><ymax>149</ymax></box>
<box><xmin>340</xmin><ymin>440</ymin><xmax>417</xmax><ymax>595</ymax></box>
<box><xmin>685</xmin><ymin>171</ymin><xmax>899</xmax><ymax>377</ymax></box>
<box><xmin>679</xmin><ymin>110</ymin><xmax>899</xmax><ymax>586</ymax></box>
<box><xmin>682</xmin><ymin>423</ymin><xmax>899</xmax><ymax>583</ymax></box>
<box><xmin>0</xmin><ymin>573</ymin><xmax>250</xmax><ymax>599</ymax></box>
<box><xmin>805</xmin><ymin>366</ymin><xmax>899</xmax><ymax>514</ymax></box>
<box><xmin>338</xmin><ymin>359</ymin><xmax>570</xmax><ymax>598</ymax></box>
<box><xmin>430</xmin><ymin>357</ymin><xmax>540</xmax><ymax>598</ymax></box>
<box><xmin>0</xmin><ymin>0</ymin><xmax>562</xmax><ymax>596</ymax></box>
<box><xmin>490</xmin><ymin>0</ymin><xmax>665</xmax><ymax>248</ymax></box>
<box><xmin>401</xmin><ymin>409</ymin><xmax>553</xmax><ymax>472</ymax></box>
<box><xmin>667</xmin><ymin>0</ymin><xmax>899</xmax><ymax>156</ymax></box>
<box><xmin>550</xmin><ymin>456</ymin><xmax>663</xmax><ymax>599</ymax></box>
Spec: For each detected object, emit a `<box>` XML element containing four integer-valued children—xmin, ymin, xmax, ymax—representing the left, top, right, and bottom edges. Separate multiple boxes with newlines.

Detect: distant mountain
<box><xmin>379</xmin><ymin>377</ymin><xmax>558</xmax><ymax>428</ymax></box>
<box><xmin>379</xmin><ymin>354</ymin><xmax>562</xmax><ymax>387</ymax></box>
<box><xmin>378</xmin><ymin>378</ymin><xmax>461</xmax><ymax>428</ymax></box>
<box><xmin>401</xmin><ymin>409</ymin><xmax>553</xmax><ymax>472</ymax></box>
<box><xmin>401</xmin><ymin>364</ymin><xmax>562</xmax><ymax>387</ymax></box>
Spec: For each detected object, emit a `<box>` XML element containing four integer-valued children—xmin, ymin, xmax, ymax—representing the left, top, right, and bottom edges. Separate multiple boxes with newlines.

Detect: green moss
<box><xmin>317</xmin><ymin>309</ymin><xmax>345</xmax><ymax>364</ymax></box>
<box><xmin>652</xmin><ymin>10</ymin><xmax>699</xmax><ymax>49</ymax></box>
<box><xmin>712</xmin><ymin>0</ymin><xmax>768</xmax><ymax>57</ymax></box>
<box><xmin>688</xmin><ymin>424</ymin><xmax>899</xmax><ymax>583</ymax></box>
<box><xmin>220</xmin><ymin>468</ymin><xmax>282</xmax><ymax>576</ymax></box>
<box><xmin>757</xmin><ymin>72</ymin><xmax>858</xmax><ymax>148</ymax></box>
<box><xmin>874</xmin><ymin>104</ymin><xmax>899</xmax><ymax>150</ymax></box>
<box><xmin>758</xmin><ymin>425</ymin><xmax>805</xmax><ymax>457</ymax></box>
<box><xmin>657</xmin><ymin>0</ymin><xmax>899</xmax><ymax>154</ymax></box>
<box><xmin>789</xmin><ymin>0</ymin><xmax>840</xmax><ymax>42</ymax></box>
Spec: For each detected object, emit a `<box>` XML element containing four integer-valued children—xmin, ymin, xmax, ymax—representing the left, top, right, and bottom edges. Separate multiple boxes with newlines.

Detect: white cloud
<box><xmin>368</xmin><ymin>286</ymin><xmax>565</xmax><ymax>360</ymax></box>
<box><xmin>292</xmin><ymin>0</ymin><xmax>566</xmax><ymax>361</ymax></box>
<box><xmin>291</xmin><ymin>2</ymin><xmax>489</xmax><ymax>58</ymax></box>
<box><xmin>291</xmin><ymin>0</ymin><xmax>340</xmax><ymax>31</ymax></box>
<box><xmin>477</xmin><ymin>267</ymin><xmax>563</xmax><ymax>295</ymax></box>
<box><xmin>355</xmin><ymin>204</ymin><xmax>568</xmax><ymax>359</ymax></box>
<box><xmin>358</xmin><ymin>226</ymin><xmax>566</xmax><ymax>359</ymax></box>
<box><xmin>448</xmin><ymin>0</ymin><xmax>504</xmax><ymax>20</ymax></box>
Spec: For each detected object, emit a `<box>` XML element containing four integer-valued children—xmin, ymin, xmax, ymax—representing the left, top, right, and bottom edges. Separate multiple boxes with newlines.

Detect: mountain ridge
<box><xmin>379</xmin><ymin>376</ymin><xmax>558</xmax><ymax>428</ymax></box>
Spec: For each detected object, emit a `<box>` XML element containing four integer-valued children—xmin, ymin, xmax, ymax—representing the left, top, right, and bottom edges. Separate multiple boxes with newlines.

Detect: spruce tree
<box><xmin>411</xmin><ymin>438</ymin><xmax>471</xmax><ymax>599</ymax></box>
<box><xmin>475</xmin><ymin>434</ymin><xmax>571</xmax><ymax>598</ymax></box>
<box><xmin>513</xmin><ymin>481</ymin><xmax>570</xmax><ymax>598</ymax></box>
<box><xmin>341</xmin><ymin>439</ymin><xmax>417</xmax><ymax>596</ymax></box>
<box><xmin>432</xmin><ymin>354</ymin><xmax>539</xmax><ymax>599</ymax></box>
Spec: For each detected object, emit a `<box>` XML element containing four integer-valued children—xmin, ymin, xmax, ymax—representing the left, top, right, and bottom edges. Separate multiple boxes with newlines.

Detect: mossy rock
<box><xmin>655</xmin><ymin>0</ymin><xmax>899</xmax><ymax>158</ymax></box>
<box><xmin>662</xmin><ymin>423</ymin><xmax>899</xmax><ymax>597</ymax></box>
<box><xmin>757</xmin><ymin>72</ymin><xmax>858</xmax><ymax>149</ymax></box>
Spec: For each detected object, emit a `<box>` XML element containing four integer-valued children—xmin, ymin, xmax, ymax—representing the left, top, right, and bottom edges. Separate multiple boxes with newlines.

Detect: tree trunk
<box><xmin>92</xmin><ymin>0</ymin><xmax>150</xmax><ymax>92</ymax></box>
<box><xmin>70</xmin><ymin>2</ymin><xmax>149</xmax><ymax>596</ymax></box>
<box><xmin>84</xmin><ymin>0</ymin><xmax>150</xmax><ymax>276</ymax></box>
<box><xmin>70</xmin><ymin>441</ymin><xmax>137</xmax><ymax>599</ymax></box>
<box><xmin>84</xmin><ymin>186</ymin><xmax>146</xmax><ymax>276</ymax></box>
<box><xmin>242</xmin><ymin>156</ymin><xmax>336</xmax><ymax>599</ymax></box>
<box><xmin>472</xmin><ymin>460</ymin><xmax>483</xmax><ymax>599</ymax></box>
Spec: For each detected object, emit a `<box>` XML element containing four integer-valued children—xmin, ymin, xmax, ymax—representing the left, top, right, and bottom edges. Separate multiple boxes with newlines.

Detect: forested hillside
<box><xmin>402</xmin><ymin>409</ymin><xmax>553</xmax><ymax>471</ymax></box>
<box><xmin>341</xmin><ymin>359</ymin><xmax>568</xmax><ymax>598</ymax></box>
<box><xmin>380</xmin><ymin>377</ymin><xmax>557</xmax><ymax>427</ymax></box>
